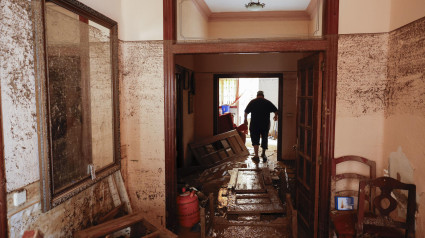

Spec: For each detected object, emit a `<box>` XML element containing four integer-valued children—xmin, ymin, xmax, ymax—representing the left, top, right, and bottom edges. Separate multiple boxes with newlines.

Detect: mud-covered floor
<box><xmin>177</xmin><ymin>138</ymin><xmax>297</xmax><ymax>238</ymax></box>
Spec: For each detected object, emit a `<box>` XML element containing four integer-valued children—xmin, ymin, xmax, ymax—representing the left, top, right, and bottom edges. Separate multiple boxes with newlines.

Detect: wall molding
<box><xmin>209</xmin><ymin>11</ymin><xmax>310</xmax><ymax>22</ymax></box>
<box><xmin>192</xmin><ymin>0</ymin><xmax>211</xmax><ymax>20</ymax></box>
<box><xmin>189</xmin><ymin>0</ymin><xmax>312</xmax><ymax>22</ymax></box>
<box><xmin>306</xmin><ymin>0</ymin><xmax>318</xmax><ymax>19</ymax></box>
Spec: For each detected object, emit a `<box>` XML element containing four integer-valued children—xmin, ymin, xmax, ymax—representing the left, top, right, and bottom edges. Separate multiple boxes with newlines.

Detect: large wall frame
<box><xmin>164</xmin><ymin>0</ymin><xmax>339</xmax><ymax>237</ymax></box>
<box><xmin>37</xmin><ymin>0</ymin><xmax>121</xmax><ymax>212</ymax></box>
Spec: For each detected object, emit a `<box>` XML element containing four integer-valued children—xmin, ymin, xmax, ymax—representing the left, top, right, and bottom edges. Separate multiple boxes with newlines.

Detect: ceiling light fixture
<box><xmin>245</xmin><ymin>0</ymin><xmax>265</xmax><ymax>11</ymax></box>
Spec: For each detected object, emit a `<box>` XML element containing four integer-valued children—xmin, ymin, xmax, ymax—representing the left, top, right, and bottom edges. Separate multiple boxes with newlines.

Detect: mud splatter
<box><xmin>386</xmin><ymin>17</ymin><xmax>425</xmax><ymax>116</ymax></box>
<box><xmin>119</xmin><ymin>41</ymin><xmax>166</xmax><ymax>227</ymax></box>
<box><xmin>1</xmin><ymin>0</ymin><xmax>39</xmax><ymax>191</ymax></box>
<box><xmin>8</xmin><ymin>178</ymin><xmax>115</xmax><ymax>237</ymax></box>
<box><xmin>337</xmin><ymin>33</ymin><xmax>389</xmax><ymax>117</ymax></box>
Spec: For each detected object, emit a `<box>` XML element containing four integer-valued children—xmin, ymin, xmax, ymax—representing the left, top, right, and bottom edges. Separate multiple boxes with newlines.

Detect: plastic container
<box><xmin>177</xmin><ymin>190</ymin><xmax>200</xmax><ymax>227</ymax></box>
<box><xmin>221</xmin><ymin>105</ymin><xmax>230</xmax><ymax>114</ymax></box>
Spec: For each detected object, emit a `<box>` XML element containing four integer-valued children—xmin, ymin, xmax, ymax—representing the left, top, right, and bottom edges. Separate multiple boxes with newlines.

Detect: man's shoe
<box><xmin>261</xmin><ymin>154</ymin><xmax>267</xmax><ymax>162</ymax></box>
<box><xmin>252</xmin><ymin>155</ymin><xmax>260</xmax><ymax>163</ymax></box>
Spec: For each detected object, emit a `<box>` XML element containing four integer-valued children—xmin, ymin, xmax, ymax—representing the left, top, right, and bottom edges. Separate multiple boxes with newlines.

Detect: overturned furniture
<box><xmin>190</xmin><ymin>130</ymin><xmax>249</xmax><ymax>167</ymax></box>
<box><xmin>74</xmin><ymin>212</ymin><xmax>177</xmax><ymax>238</ymax></box>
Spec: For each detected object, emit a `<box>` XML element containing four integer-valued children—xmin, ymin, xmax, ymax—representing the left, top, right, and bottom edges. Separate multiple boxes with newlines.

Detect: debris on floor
<box><xmin>178</xmin><ymin>137</ymin><xmax>297</xmax><ymax>238</ymax></box>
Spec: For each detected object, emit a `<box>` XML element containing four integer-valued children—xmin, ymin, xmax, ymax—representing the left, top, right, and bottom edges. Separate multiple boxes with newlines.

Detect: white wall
<box><xmin>390</xmin><ymin>0</ymin><xmax>425</xmax><ymax>30</ymax></box>
<box><xmin>177</xmin><ymin>0</ymin><xmax>209</xmax><ymax>40</ymax></box>
<box><xmin>120</xmin><ymin>0</ymin><xmax>164</xmax><ymax>41</ymax></box>
<box><xmin>339</xmin><ymin>0</ymin><xmax>391</xmax><ymax>34</ymax></box>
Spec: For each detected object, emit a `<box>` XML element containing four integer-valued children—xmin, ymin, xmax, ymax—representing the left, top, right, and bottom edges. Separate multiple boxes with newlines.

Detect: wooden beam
<box><xmin>318</xmin><ymin>0</ymin><xmax>339</xmax><ymax>237</ymax></box>
<box><xmin>172</xmin><ymin>40</ymin><xmax>328</xmax><ymax>54</ymax></box>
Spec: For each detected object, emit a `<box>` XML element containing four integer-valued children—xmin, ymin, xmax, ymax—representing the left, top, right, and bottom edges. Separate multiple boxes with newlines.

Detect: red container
<box><xmin>177</xmin><ymin>191</ymin><xmax>200</xmax><ymax>227</ymax></box>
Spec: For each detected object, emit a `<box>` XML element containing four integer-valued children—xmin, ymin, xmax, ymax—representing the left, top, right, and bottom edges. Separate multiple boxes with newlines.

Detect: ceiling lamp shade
<box><xmin>245</xmin><ymin>0</ymin><xmax>265</xmax><ymax>11</ymax></box>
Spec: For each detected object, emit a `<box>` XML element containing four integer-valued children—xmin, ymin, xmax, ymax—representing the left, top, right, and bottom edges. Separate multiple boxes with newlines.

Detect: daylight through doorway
<box><xmin>218</xmin><ymin>77</ymin><xmax>279</xmax><ymax>158</ymax></box>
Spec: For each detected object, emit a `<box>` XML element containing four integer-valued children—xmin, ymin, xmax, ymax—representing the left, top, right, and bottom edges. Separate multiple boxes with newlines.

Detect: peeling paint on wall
<box><xmin>0</xmin><ymin>0</ymin><xmax>40</xmax><ymax>191</ymax></box>
<box><xmin>8</xmin><ymin>178</ymin><xmax>115</xmax><ymax>238</ymax></box>
<box><xmin>384</xmin><ymin>17</ymin><xmax>425</xmax><ymax>236</ymax></box>
<box><xmin>387</xmin><ymin>17</ymin><xmax>425</xmax><ymax>116</ymax></box>
<box><xmin>337</xmin><ymin>33</ymin><xmax>389</xmax><ymax>117</ymax></box>
<box><xmin>119</xmin><ymin>41</ymin><xmax>165</xmax><ymax>226</ymax></box>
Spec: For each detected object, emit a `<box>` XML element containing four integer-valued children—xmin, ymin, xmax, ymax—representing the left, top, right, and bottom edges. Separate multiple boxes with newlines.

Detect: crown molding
<box><xmin>209</xmin><ymin>11</ymin><xmax>310</xmax><ymax>22</ymax></box>
<box><xmin>192</xmin><ymin>0</ymin><xmax>212</xmax><ymax>19</ymax></box>
<box><xmin>306</xmin><ymin>0</ymin><xmax>318</xmax><ymax>19</ymax></box>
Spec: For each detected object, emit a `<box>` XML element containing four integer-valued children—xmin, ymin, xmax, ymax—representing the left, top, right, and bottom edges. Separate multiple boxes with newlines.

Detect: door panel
<box><xmin>296</xmin><ymin>53</ymin><xmax>323</xmax><ymax>237</ymax></box>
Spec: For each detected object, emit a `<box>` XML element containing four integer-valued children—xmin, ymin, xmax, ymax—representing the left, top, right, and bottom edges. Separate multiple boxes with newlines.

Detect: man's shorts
<box><xmin>250</xmin><ymin>128</ymin><xmax>269</xmax><ymax>149</ymax></box>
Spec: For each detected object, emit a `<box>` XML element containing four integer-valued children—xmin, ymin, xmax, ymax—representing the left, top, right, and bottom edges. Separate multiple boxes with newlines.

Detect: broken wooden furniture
<box><xmin>226</xmin><ymin>168</ymin><xmax>284</xmax><ymax>215</ymax></box>
<box><xmin>330</xmin><ymin>155</ymin><xmax>376</xmax><ymax>238</ymax></box>
<box><xmin>74</xmin><ymin>212</ymin><xmax>177</xmax><ymax>238</ymax></box>
<box><xmin>218</xmin><ymin>113</ymin><xmax>235</xmax><ymax>134</ymax></box>
<box><xmin>357</xmin><ymin>176</ymin><xmax>416</xmax><ymax>238</ymax></box>
<box><xmin>189</xmin><ymin>130</ymin><xmax>249</xmax><ymax>169</ymax></box>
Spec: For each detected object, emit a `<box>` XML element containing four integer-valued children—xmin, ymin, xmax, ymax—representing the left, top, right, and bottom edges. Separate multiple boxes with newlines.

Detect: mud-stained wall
<box><xmin>119</xmin><ymin>41</ymin><xmax>166</xmax><ymax>226</ymax></box>
<box><xmin>8</xmin><ymin>178</ymin><xmax>115</xmax><ymax>237</ymax></box>
<box><xmin>1</xmin><ymin>0</ymin><xmax>126</xmax><ymax>237</ymax></box>
<box><xmin>384</xmin><ymin>17</ymin><xmax>425</xmax><ymax>235</ymax></box>
<box><xmin>1</xmin><ymin>0</ymin><xmax>39</xmax><ymax>192</ymax></box>
<box><xmin>335</xmin><ymin>33</ymin><xmax>389</xmax><ymax>175</ymax></box>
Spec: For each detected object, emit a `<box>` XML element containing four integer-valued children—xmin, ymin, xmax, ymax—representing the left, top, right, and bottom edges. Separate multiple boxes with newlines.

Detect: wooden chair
<box><xmin>330</xmin><ymin>155</ymin><xmax>376</xmax><ymax>238</ymax></box>
<box><xmin>357</xmin><ymin>176</ymin><xmax>416</xmax><ymax>238</ymax></box>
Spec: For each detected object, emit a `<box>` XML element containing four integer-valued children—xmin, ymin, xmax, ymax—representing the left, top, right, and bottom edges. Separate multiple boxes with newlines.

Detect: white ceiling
<box><xmin>203</xmin><ymin>0</ymin><xmax>312</xmax><ymax>13</ymax></box>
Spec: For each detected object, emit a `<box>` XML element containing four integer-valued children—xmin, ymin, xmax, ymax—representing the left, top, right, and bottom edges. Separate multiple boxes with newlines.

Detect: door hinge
<box><xmin>321</xmin><ymin>61</ymin><xmax>325</xmax><ymax>72</ymax></box>
<box><xmin>318</xmin><ymin>156</ymin><xmax>323</xmax><ymax>166</ymax></box>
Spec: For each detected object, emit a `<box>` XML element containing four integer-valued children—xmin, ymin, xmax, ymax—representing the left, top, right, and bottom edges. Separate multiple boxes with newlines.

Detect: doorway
<box><xmin>213</xmin><ymin>74</ymin><xmax>284</xmax><ymax>161</ymax></box>
<box><xmin>173</xmin><ymin>51</ymin><xmax>326</xmax><ymax>237</ymax></box>
<box><xmin>166</xmin><ymin>38</ymin><xmax>338</xmax><ymax>238</ymax></box>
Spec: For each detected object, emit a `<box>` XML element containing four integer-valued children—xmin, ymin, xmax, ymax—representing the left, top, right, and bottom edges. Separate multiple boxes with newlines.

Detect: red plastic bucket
<box><xmin>177</xmin><ymin>191</ymin><xmax>200</xmax><ymax>227</ymax></box>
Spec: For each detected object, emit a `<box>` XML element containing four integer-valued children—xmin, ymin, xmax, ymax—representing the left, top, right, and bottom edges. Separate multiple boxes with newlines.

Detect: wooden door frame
<box><xmin>213</xmin><ymin>73</ymin><xmax>283</xmax><ymax>160</ymax></box>
<box><xmin>163</xmin><ymin>0</ymin><xmax>339</xmax><ymax>236</ymax></box>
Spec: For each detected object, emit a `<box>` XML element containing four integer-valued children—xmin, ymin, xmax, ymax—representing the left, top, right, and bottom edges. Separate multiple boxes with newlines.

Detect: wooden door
<box><xmin>296</xmin><ymin>53</ymin><xmax>323</xmax><ymax>237</ymax></box>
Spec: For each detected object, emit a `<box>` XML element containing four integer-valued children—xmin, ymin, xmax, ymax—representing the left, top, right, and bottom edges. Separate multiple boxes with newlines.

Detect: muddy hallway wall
<box><xmin>384</xmin><ymin>17</ymin><xmax>425</xmax><ymax>233</ymax></box>
<box><xmin>1</xmin><ymin>0</ymin><xmax>166</xmax><ymax>236</ymax></box>
<box><xmin>336</xmin><ymin>0</ymin><xmax>425</xmax><ymax>236</ymax></box>
<box><xmin>1</xmin><ymin>0</ymin><xmax>125</xmax><ymax>236</ymax></box>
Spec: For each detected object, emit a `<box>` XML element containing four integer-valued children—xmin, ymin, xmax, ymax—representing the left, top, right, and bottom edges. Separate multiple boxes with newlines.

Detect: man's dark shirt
<box><xmin>245</xmin><ymin>98</ymin><xmax>278</xmax><ymax>131</ymax></box>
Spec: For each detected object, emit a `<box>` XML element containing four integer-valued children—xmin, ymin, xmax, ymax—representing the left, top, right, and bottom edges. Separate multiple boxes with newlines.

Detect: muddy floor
<box><xmin>177</xmin><ymin>139</ymin><xmax>296</xmax><ymax>238</ymax></box>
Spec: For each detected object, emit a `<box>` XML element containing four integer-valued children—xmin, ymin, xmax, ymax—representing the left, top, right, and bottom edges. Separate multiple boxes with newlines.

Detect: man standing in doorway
<box><xmin>244</xmin><ymin>90</ymin><xmax>278</xmax><ymax>162</ymax></box>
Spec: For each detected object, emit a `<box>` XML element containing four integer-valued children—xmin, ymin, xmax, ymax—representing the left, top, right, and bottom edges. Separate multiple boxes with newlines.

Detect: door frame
<box><xmin>213</xmin><ymin>73</ymin><xmax>283</xmax><ymax>160</ymax></box>
<box><xmin>163</xmin><ymin>0</ymin><xmax>339</xmax><ymax>236</ymax></box>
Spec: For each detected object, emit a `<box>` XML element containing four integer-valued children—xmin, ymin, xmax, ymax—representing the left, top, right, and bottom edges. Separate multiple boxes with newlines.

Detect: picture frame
<box><xmin>335</xmin><ymin>196</ymin><xmax>354</xmax><ymax>211</ymax></box>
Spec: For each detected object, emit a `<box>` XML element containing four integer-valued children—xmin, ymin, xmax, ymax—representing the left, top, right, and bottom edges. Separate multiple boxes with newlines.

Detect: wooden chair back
<box><xmin>331</xmin><ymin>155</ymin><xmax>376</xmax><ymax>211</ymax></box>
<box><xmin>357</xmin><ymin>177</ymin><xmax>416</xmax><ymax>238</ymax></box>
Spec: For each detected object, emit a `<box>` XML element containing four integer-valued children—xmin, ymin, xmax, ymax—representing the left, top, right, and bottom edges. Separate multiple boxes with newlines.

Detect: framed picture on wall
<box><xmin>188</xmin><ymin>91</ymin><xmax>194</xmax><ymax>114</ymax></box>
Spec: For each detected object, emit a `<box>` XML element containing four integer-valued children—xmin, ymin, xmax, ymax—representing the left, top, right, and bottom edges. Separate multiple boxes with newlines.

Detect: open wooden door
<box><xmin>295</xmin><ymin>53</ymin><xmax>323</xmax><ymax>237</ymax></box>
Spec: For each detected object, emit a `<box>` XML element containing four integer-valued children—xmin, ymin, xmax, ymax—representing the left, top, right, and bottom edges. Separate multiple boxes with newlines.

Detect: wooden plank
<box><xmin>262</xmin><ymin>168</ymin><xmax>272</xmax><ymax>185</ymax></box>
<box><xmin>75</xmin><ymin>212</ymin><xmax>177</xmax><ymax>238</ymax></box>
<box><xmin>200</xmin><ymin>207</ymin><xmax>206</xmax><ymax>238</ymax></box>
<box><xmin>74</xmin><ymin>212</ymin><xmax>146</xmax><ymax>237</ymax></box>
<box><xmin>113</xmin><ymin>171</ymin><xmax>132</xmax><ymax>214</ymax></box>
<box><xmin>235</xmin><ymin>170</ymin><xmax>266</xmax><ymax>193</ymax></box>
<box><xmin>98</xmin><ymin>203</ymin><xmax>125</xmax><ymax>224</ymax></box>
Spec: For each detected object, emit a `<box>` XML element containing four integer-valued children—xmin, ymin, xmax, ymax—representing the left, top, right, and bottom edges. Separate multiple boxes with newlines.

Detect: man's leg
<box><xmin>260</xmin><ymin>129</ymin><xmax>269</xmax><ymax>160</ymax></box>
<box><xmin>250</xmin><ymin>129</ymin><xmax>260</xmax><ymax>159</ymax></box>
